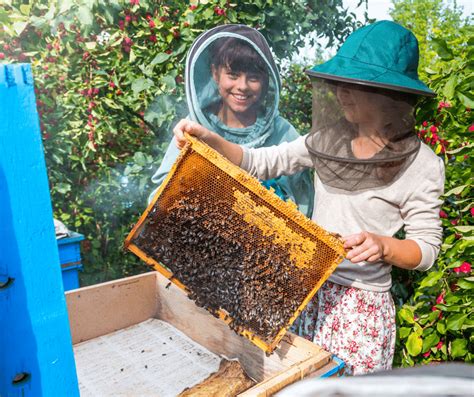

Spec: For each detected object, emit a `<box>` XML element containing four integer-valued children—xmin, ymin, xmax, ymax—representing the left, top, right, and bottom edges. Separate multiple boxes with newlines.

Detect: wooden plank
<box><xmin>238</xmin><ymin>353</ymin><xmax>331</xmax><ymax>397</ymax></box>
<box><xmin>66</xmin><ymin>272</ymin><xmax>157</xmax><ymax>344</ymax></box>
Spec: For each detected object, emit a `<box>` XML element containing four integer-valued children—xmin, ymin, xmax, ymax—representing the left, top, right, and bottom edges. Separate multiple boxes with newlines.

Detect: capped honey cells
<box><xmin>125</xmin><ymin>136</ymin><xmax>345</xmax><ymax>353</ymax></box>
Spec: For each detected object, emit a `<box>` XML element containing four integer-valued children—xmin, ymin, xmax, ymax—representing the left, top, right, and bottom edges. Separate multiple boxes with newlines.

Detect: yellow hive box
<box><xmin>125</xmin><ymin>135</ymin><xmax>345</xmax><ymax>354</ymax></box>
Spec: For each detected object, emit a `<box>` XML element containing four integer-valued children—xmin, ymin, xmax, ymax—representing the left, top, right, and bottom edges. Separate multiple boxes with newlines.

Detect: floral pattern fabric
<box><xmin>292</xmin><ymin>281</ymin><xmax>396</xmax><ymax>375</ymax></box>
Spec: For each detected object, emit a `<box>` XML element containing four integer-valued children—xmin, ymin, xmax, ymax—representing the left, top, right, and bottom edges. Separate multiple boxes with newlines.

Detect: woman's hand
<box><xmin>343</xmin><ymin>231</ymin><xmax>386</xmax><ymax>263</ymax></box>
<box><xmin>342</xmin><ymin>232</ymin><xmax>423</xmax><ymax>269</ymax></box>
<box><xmin>173</xmin><ymin>119</ymin><xmax>214</xmax><ymax>149</ymax></box>
<box><xmin>173</xmin><ymin>118</ymin><xmax>244</xmax><ymax>166</ymax></box>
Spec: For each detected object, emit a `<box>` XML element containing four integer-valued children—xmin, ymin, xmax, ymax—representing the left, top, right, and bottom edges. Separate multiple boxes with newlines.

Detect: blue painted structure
<box><xmin>0</xmin><ymin>64</ymin><xmax>79</xmax><ymax>396</ymax></box>
<box><xmin>320</xmin><ymin>355</ymin><xmax>345</xmax><ymax>378</ymax></box>
<box><xmin>57</xmin><ymin>232</ymin><xmax>84</xmax><ymax>291</ymax></box>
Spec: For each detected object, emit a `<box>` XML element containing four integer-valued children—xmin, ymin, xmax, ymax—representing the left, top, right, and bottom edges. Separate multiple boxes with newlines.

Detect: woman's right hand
<box><xmin>173</xmin><ymin>118</ymin><xmax>244</xmax><ymax>166</ymax></box>
<box><xmin>173</xmin><ymin>119</ymin><xmax>214</xmax><ymax>149</ymax></box>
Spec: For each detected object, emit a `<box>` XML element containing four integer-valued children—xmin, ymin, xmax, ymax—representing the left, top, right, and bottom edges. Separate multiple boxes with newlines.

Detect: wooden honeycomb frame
<box><xmin>125</xmin><ymin>135</ymin><xmax>345</xmax><ymax>354</ymax></box>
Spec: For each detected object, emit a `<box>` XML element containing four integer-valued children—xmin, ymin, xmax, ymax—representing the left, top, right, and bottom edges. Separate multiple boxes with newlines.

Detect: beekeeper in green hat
<box><xmin>172</xmin><ymin>20</ymin><xmax>445</xmax><ymax>375</ymax></box>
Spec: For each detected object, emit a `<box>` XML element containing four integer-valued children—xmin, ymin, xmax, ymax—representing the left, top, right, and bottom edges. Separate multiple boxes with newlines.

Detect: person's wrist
<box><xmin>380</xmin><ymin>235</ymin><xmax>391</xmax><ymax>261</ymax></box>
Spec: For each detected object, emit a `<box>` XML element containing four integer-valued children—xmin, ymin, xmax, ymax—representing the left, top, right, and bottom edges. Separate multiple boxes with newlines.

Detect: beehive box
<box><xmin>125</xmin><ymin>136</ymin><xmax>345</xmax><ymax>353</ymax></box>
<box><xmin>57</xmin><ymin>232</ymin><xmax>84</xmax><ymax>291</ymax></box>
<box><xmin>67</xmin><ymin>272</ymin><xmax>337</xmax><ymax>396</ymax></box>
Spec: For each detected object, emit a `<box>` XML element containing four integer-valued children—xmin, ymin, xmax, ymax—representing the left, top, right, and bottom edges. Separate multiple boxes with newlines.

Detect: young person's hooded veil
<box><xmin>149</xmin><ymin>24</ymin><xmax>314</xmax><ymax>217</ymax></box>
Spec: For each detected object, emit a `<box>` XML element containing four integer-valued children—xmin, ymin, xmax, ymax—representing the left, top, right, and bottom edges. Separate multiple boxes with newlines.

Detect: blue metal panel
<box><xmin>0</xmin><ymin>64</ymin><xmax>79</xmax><ymax>396</ymax></box>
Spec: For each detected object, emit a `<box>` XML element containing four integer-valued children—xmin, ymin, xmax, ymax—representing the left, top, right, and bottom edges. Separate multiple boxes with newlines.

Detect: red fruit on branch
<box><xmin>436</xmin><ymin>292</ymin><xmax>445</xmax><ymax>304</ymax></box>
<box><xmin>214</xmin><ymin>7</ymin><xmax>226</xmax><ymax>15</ymax></box>
<box><xmin>189</xmin><ymin>5</ymin><xmax>197</xmax><ymax>10</ymax></box>
<box><xmin>149</xmin><ymin>20</ymin><xmax>156</xmax><ymax>28</ymax></box>
<box><xmin>459</xmin><ymin>262</ymin><xmax>471</xmax><ymax>273</ymax></box>
<box><xmin>3</xmin><ymin>44</ymin><xmax>10</xmax><ymax>51</ymax></box>
<box><xmin>149</xmin><ymin>35</ymin><xmax>157</xmax><ymax>43</ymax></box>
<box><xmin>0</xmin><ymin>52</ymin><xmax>4</xmax><ymax>60</ymax></box>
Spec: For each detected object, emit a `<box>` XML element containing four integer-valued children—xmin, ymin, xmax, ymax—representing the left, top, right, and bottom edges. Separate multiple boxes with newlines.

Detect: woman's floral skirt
<box><xmin>292</xmin><ymin>281</ymin><xmax>396</xmax><ymax>375</ymax></box>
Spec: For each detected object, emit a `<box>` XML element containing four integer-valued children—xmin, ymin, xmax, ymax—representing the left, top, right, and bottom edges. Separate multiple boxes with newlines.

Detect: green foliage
<box><xmin>392</xmin><ymin>22</ymin><xmax>473</xmax><ymax>365</ymax></box>
<box><xmin>390</xmin><ymin>0</ymin><xmax>468</xmax><ymax>76</ymax></box>
<box><xmin>0</xmin><ymin>0</ymin><xmax>359</xmax><ymax>284</ymax></box>
<box><xmin>280</xmin><ymin>63</ymin><xmax>314</xmax><ymax>133</ymax></box>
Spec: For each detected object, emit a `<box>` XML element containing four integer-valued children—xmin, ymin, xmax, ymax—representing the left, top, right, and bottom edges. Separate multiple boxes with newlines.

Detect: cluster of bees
<box><xmin>135</xmin><ymin>188</ymin><xmax>310</xmax><ymax>341</ymax></box>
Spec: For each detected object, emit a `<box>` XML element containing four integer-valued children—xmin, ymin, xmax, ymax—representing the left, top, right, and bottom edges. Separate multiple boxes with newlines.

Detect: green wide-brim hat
<box><xmin>307</xmin><ymin>20</ymin><xmax>435</xmax><ymax>97</ymax></box>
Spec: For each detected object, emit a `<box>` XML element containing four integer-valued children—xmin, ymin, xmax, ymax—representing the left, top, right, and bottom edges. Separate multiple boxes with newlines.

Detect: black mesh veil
<box><xmin>305</xmin><ymin>79</ymin><xmax>420</xmax><ymax>191</ymax></box>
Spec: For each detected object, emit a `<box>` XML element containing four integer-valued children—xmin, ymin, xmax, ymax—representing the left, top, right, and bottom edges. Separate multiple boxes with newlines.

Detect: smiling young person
<box><xmin>172</xmin><ymin>21</ymin><xmax>445</xmax><ymax>375</ymax></box>
<box><xmin>149</xmin><ymin>25</ymin><xmax>314</xmax><ymax>218</ymax></box>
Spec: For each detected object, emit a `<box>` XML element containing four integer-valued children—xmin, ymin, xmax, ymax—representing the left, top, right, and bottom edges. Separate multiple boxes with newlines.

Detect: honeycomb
<box><xmin>125</xmin><ymin>135</ymin><xmax>345</xmax><ymax>353</ymax></box>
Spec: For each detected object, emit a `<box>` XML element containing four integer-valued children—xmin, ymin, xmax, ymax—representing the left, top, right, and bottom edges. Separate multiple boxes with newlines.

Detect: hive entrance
<box><xmin>125</xmin><ymin>136</ymin><xmax>345</xmax><ymax>353</ymax></box>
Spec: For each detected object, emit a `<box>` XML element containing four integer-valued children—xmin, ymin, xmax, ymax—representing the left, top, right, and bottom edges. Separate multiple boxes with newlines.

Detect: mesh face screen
<box><xmin>125</xmin><ymin>136</ymin><xmax>345</xmax><ymax>353</ymax></box>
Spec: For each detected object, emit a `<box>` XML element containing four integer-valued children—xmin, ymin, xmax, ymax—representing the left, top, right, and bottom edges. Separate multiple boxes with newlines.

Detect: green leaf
<box><xmin>398</xmin><ymin>307</ymin><xmax>415</xmax><ymax>324</ymax></box>
<box><xmin>129</xmin><ymin>47</ymin><xmax>136</xmax><ymax>63</ymax></box>
<box><xmin>457</xmin><ymin>91</ymin><xmax>474</xmax><ymax>108</ymax></box>
<box><xmin>457</xmin><ymin>279</ymin><xmax>474</xmax><ymax>290</ymax></box>
<box><xmin>399</xmin><ymin>327</ymin><xmax>411</xmax><ymax>339</ymax></box>
<box><xmin>419</xmin><ymin>271</ymin><xmax>443</xmax><ymax>288</ymax></box>
<box><xmin>150</xmin><ymin>52</ymin><xmax>171</xmax><ymax>66</ymax></box>
<box><xmin>133</xmin><ymin>152</ymin><xmax>146</xmax><ymax>166</ymax></box>
<box><xmin>85</xmin><ymin>42</ymin><xmax>97</xmax><ymax>50</ymax></box>
<box><xmin>161</xmin><ymin>74</ymin><xmax>176</xmax><ymax>90</ymax></box>
<box><xmin>422</xmin><ymin>332</ymin><xmax>439</xmax><ymax>352</ymax></box>
<box><xmin>406</xmin><ymin>332</ymin><xmax>422</xmax><ymax>356</ymax></box>
<box><xmin>444</xmin><ymin>185</ymin><xmax>467</xmax><ymax>196</ymax></box>
<box><xmin>56</xmin><ymin>183</ymin><xmax>72</xmax><ymax>194</ymax></box>
<box><xmin>131</xmin><ymin>78</ymin><xmax>154</xmax><ymax>95</ymax></box>
<box><xmin>451</xmin><ymin>338</ymin><xmax>468</xmax><ymax>358</ymax></box>
<box><xmin>454</xmin><ymin>226</ymin><xmax>474</xmax><ymax>234</ymax></box>
<box><xmin>431</xmin><ymin>38</ymin><xmax>453</xmax><ymax>60</ymax></box>
<box><xmin>202</xmin><ymin>7</ymin><xmax>214</xmax><ymax>19</ymax></box>
<box><xmin>77</xmin><ymin>5</ymin><xmax>93</xmax><ymax>27</ymax></box>
<box><xmin>443</xmin><ymin>74</ymin><xmax>457</xmax><ymax>99</ymax></box>
<box><xmin>446</xmin><ymin>313</ymin><xmax>468</xmax><ymax>331</ymax></box>
<box><xmin>13</xmin><ymin>21</ymin><xmax>28</xmax><ymax>35</ymax></box>
<box><xmin>436</xmin><ymin>322</ymin><xmax>446</xmax><ymax>335</ymax></box>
